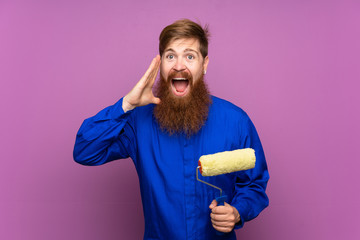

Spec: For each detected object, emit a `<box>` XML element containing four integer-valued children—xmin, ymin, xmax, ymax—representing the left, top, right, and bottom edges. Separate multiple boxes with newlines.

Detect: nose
<box><xmin>173</xmin><ymin>58</ymin><xmax>186</xmax><ymax>72</ymax></box>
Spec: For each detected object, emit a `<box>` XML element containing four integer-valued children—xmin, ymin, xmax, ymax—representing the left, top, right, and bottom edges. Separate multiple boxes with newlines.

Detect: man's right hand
<box><xmin>122</xmin><ymin>55</ymin><xmax>161</xmax><ymax>113</ymax></box>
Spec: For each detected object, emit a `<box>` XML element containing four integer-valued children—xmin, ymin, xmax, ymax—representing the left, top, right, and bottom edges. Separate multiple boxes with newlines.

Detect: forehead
<box><xmin>165</xmin><ymin>38</ymin><xmax>200</xmax><ymax>53</ymax></box>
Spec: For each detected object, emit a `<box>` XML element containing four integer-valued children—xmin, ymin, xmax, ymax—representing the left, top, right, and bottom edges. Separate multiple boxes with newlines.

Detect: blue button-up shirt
<box><xmin>74</xmin><ymin>96</ymin><xmax>269</xmax><ymax>240</ymax></box>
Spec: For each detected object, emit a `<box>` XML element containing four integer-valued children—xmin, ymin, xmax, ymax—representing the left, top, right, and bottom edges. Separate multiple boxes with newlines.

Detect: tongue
<box><xmin>173</xmin><ymin>80</ymin><xmax>188</xmax><ymax>92</ymax></box>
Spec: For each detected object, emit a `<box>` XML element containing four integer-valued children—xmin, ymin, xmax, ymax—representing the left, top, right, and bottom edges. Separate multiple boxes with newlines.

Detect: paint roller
<box><xmin>197</xmin><ymin>148</ymin><xmax>256</xmax><ymax>204</ymax></box>
<box><xmin>196</xmin><ymin>148</ymin><xmax>256</xmax><ymax>234</ymax></box>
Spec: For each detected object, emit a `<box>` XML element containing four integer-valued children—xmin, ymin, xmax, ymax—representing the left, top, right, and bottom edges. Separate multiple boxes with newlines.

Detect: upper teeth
<box><xmin>173</xmin><ymin>78</ymin><xmax>187</xmax><ymax>80</ymax></box>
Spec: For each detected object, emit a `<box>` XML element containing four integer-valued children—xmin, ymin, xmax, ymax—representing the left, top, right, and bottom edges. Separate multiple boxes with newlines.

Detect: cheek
<box><xmin>160</xmin><ymin>64</ymin><xmax>169</xmax><ymax>79</ymax></box>
<box><xmin>188</xmin><ymin>65</ymin><xmax>203</xmax><ymax>78</ymax></box>
<box><xmin>161</xmin><ymin>59</ymin><xmax>174</xmax><ymax>70</ymax></box>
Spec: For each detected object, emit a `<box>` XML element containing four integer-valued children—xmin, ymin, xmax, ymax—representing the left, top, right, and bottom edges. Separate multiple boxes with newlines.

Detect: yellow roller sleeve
<box><xmin>198</xmin><ymin>148</ymin><xmax>256</xmax><ymax>176</ymax></box>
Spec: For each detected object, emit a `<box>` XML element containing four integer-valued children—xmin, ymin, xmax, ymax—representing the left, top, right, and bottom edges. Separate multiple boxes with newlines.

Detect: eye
<box><xmin>166</xmin><ymin>54</ymin><xmax>174</xmax><ymax>60</ymax></box>
<box><xmin>187</xmin><ymin>55</ymin><xmax>194</xmax><ymax>60</ymax></box>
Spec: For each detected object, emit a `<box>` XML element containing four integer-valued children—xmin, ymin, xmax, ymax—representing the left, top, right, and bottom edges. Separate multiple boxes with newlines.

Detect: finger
<box><xmin>153</xmin><ymin>54</ymin><xmax>161</xmax><ymax>69</ymax></box>
<box><xmin>147</xmin><ymin>56</ymin><xmax>161</xmax><ymax>86</ymax></box>
<box><xmin>209</xmin><ymin>200</ymin><xmax>217</xmax><ymax>209</ymax></box>
<box><xmin>147</xmin><ymin>55</ymin><xmax>160</xmax><ymax>80</ymax></box>
<box><xmin>211</xmin><ymin>210</ymin><xmax>234</xmax><ymax>222</ymax></box>
<box><xmin>211</xmin><ymin>217</ymin><xmax>235</xmax><ymax>229</ymax></box>
<box><xmin>211</xmin><ymin>222</ymin><xmax>233</xmax><ymax>233</ymax></box>
<box><xmin>211</xmin><ymin>205</ymin><xmax>230</xmax><ymax>214</ymax></box>
<box><xmin>211</xmin><ymin>212</ymin><xmax>237</xmax><ymax>224</ymax></box>
<box><xmin>211</xmin><ymin>218</ymin><xmax>234</xmax><ymax>228</ymax></box>
<box><xmin>151</xmin><ymin>96</ymin><xmax>161</xmax><ymax>105</ymax></box>
<box><xmin>213</xmin><ymin>226</ymin><xmax>232</xmax><ymax>233</ymax></box>
<box><xmin>210</xmin><ymin>212</ymin><xmax>228</xmax><ymax>221</ymax></box>
<box><xmin>140</xmin><ymin>56</ymin><xmax>158</xmax><ymax>85</ymax></box>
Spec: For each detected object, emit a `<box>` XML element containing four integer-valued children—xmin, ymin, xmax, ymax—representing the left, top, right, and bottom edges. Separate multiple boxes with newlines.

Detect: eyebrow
<box><xmin>184</xmin><ymin>48</ymin><xmax>199</xmax><ymax>56</ymax></box>
<box><xmin>164</xmin><ymin>48</ymin><xmax>200</xmax><ymax>56</ymax></box>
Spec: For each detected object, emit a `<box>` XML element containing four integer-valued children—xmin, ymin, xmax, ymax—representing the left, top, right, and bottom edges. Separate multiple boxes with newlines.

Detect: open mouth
<box><xmin>171</xmin><ymin>78</ymin><xmax>190</xmax><ymax>96</ymax></box>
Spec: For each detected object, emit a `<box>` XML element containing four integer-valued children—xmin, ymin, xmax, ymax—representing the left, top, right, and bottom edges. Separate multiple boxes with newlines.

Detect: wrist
<box><xmin>122</xmin><ymin>96</ymin><xmax>135</xmax><ymax>113</ymax></box>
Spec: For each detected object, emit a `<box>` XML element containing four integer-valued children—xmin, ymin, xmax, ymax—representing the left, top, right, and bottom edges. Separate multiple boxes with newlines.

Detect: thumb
<box><xmin>152</xmin><ymin>97</ymin><xmax>161</xmax><ymax>105</ymax></box>
<box><xmin>209</xmin><ymin>200</ymin><xmax>218</xmax><ymax>209</ymax></box>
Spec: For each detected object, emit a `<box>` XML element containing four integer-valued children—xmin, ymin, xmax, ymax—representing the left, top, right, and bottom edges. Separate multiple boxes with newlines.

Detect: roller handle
<box><xmin>216</xmin><ymin>195</ymin><xmax>227</xmax><ymax>206</ymax></box>
<box><xmin>215</xmin><ymin>195</ymin><xmax>227</xmax><ymax>236</ymax></box>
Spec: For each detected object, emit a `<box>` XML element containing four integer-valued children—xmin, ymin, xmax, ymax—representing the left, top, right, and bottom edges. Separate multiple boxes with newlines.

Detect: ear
<box><xmin>203</xmin><ymin>56</ymin><xmax>209</xmax><ymax>73</ymax></box>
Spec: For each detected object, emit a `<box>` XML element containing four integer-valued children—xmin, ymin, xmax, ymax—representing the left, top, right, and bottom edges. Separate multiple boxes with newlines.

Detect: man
<box><xmin>74</xmin><ymin>19</ymin><xmax>269</xmax><ymax>240</ymax></box>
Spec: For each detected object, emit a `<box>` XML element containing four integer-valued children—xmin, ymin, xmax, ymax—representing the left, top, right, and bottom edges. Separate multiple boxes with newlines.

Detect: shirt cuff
<box><xmin>231</xmin><ymin>203</ymin><xmax>247</xmax><ymax>230</ymax></box>
<box><xmin>111</xmin><ymin>97</ymin><xmax>134</xmax><ymax>121</ymax></box>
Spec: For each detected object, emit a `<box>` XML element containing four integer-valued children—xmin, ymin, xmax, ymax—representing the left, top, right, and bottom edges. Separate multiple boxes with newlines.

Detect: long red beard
<box><xmin>153</xmin><ymin>73</ymin><xmax>211</xmax><ymax>137</ymax></box>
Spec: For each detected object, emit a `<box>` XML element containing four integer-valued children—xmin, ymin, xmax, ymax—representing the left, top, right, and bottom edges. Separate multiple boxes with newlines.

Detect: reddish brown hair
<box><xmin>159</xmin><ymin>19</ymin><xmax>209</xmax><ymax>58</ymax></box>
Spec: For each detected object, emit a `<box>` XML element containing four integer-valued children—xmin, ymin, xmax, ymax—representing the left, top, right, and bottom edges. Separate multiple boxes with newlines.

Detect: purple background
<box><xmin>1</xmin><ymin>0</ymin><xmax>359</xmax><ymax>239</ymax></box>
